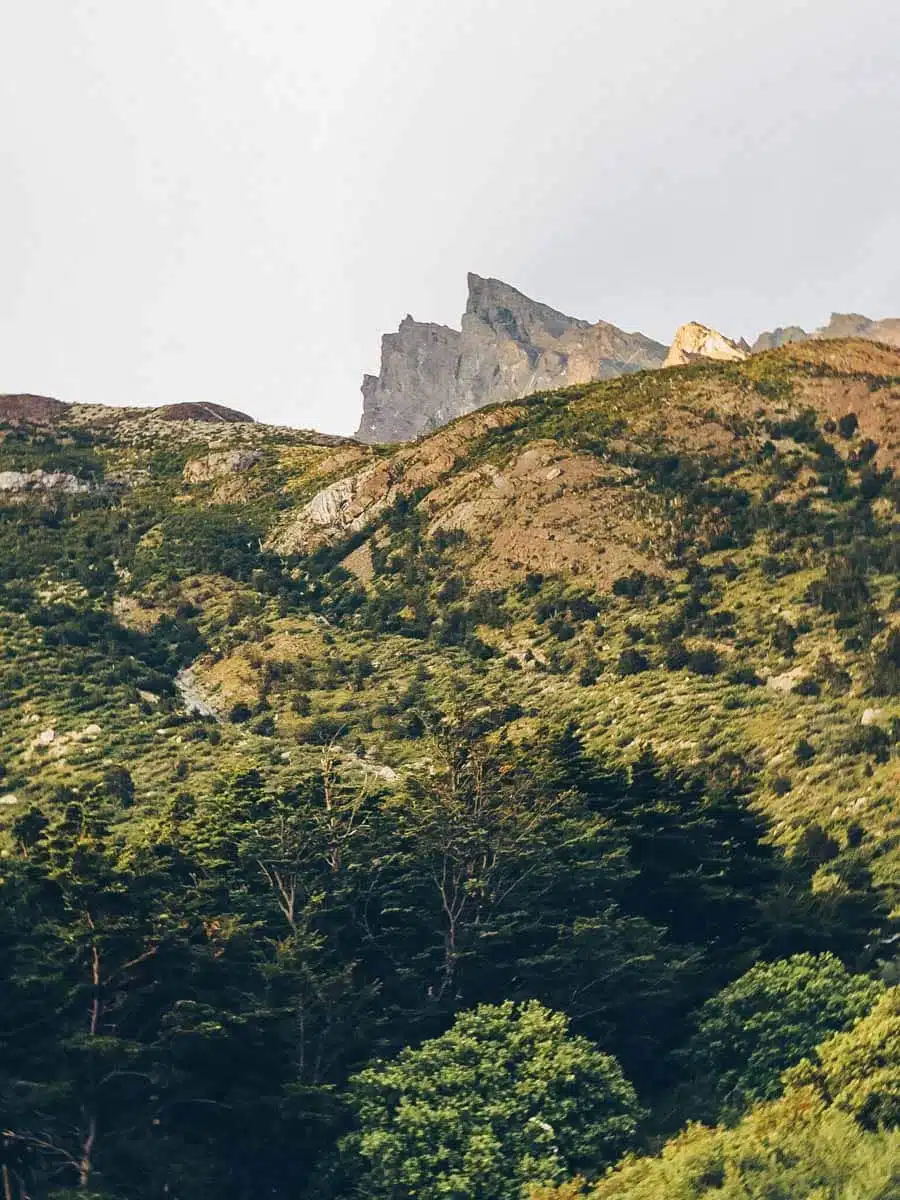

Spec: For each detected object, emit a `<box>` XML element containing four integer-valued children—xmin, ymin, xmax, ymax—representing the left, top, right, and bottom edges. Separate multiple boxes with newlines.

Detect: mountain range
<box><xmin>357</xmin><ymin>273</ymin><xmax>900</xmax><ymax>443</ymax></box>
<box><xmin>1</xmin><ymin>294</ymin><xmax>899</xmax><ymax>1197</ymax></box>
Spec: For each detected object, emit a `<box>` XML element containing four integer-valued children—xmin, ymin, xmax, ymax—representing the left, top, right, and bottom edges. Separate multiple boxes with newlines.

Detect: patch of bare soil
<box><xmin>425</xmin><ymin>440</ymin><xmax>663</xmax><ymax>587</ymax></box>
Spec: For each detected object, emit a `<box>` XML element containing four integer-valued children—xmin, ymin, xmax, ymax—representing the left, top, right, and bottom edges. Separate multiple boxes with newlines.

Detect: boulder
<box><xmin>0</xmin><ymin>469</ymin><xmax>90</xmax><ymax>495</ymax></box>
<box><xmin>766</xmin><ymin>667</ymin><xmax>809</xmax><ymax>694</ymax></box>
<box><xmin>183</xmin><ymin>449</ymin><xmax>261</xmax><ymax>484</ymax></box>
<box><xmin>861</xmin><ymin>707</ymin><xmax>886</xmax><ymax>726</ymax></box>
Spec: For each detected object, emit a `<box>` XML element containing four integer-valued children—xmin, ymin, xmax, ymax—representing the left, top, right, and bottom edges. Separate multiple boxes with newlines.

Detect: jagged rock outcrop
<box><xmin>356</xmin><ymin>274</ymin><xmax>667</xmax><ymax>443</ymax></box>
<box><xmin>816</xmin><ymin>313</ymin><xmax>900</xmax><ymax>346</ymax></box>
<box><xmin>753</xmin><ymin>313</ymin><xmax>900</xmax><ymax>354</ymax></box>
<box><xmin>664</xmin><ymin>323</ymin><xmax>750</xmax><ymax>368</ymax></box>
<box><xmin>360</xmin><ymin>319</ymin><xmax>463</xmax><ymax>444</ymax></box>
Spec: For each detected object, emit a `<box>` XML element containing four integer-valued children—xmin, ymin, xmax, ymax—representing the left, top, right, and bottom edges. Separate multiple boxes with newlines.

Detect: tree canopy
<box><xmin>342</xmin><ymin>1000</ymin><xmax>643</xmax><ymax>1199</ymax></box>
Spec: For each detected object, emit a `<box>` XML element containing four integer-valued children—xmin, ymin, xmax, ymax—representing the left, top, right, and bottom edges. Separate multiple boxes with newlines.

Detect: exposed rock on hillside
<box><xmin>268</xmin><ymin>405</ymin><xmax>525</xmax><ymax>555</ymax></box>
<box><xmin>0</xmin><ymin>468</ymin><xmax>91</xmax><ymax>497</ymax></box>
<box><xmin>278</xmin><ymin>338</ymin><xmax>900</xmax><ymax>594</ymax></box>
<box><xmin>664</xmin><ymin>322</ymin><xmax>750</xmax><ymax>367</ymax></box>
<box><xmin>356</xmin><ymin>273</ymin><xmax>667</xmax><ymax>443</ymax></box>
<box><xmin>183</xmin><ymin>450</ymin><xmax>262</xmax><ymax>484</ymax></box>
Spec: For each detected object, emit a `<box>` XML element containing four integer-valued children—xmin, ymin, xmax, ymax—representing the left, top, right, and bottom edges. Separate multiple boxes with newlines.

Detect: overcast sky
<box><xmin>1</xmin><ymin>1</ymin><xmax>898</xmax><ymax>434</ymax></box>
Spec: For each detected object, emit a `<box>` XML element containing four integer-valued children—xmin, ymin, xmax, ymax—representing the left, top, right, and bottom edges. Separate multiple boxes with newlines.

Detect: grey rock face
<box><xmin>358</xmin><ymin>318</ymin><xmax>462</xmax><ymax>443</ymax></box>
<box><xmin>356</xmin><ymin>274</ymin><xmax>667</xmax><ymax>443</ymax></box>
<box><xmin>752</xmin><ymin>313</ymin><xmax>900</xmax><ymax>354</ymax></box>
<box><xmin>182</xmin><ymin>450</ymin><xmax>262</xmax><ymax>484</ymax></box>
<box><xmin>751</xmin><ymin>326</ymin><xmax>809</xmax><ymax>353</ymax></box>
<box><xmin>816</xmin><ymin>313</ymin><xmax>900</xmax><ymax>346</ymax></box>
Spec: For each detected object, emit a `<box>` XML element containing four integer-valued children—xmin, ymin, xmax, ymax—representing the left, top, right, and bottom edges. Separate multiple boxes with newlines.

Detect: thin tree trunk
<box><xmin>80</xmin><ymin>923</ymin><xmax>101</xmax><ymax>1190</ymax></box>
<box><xmin>78</xmin><ymin>1118</ymin><xmax>96</xmax><ymax>1191</ymax></box>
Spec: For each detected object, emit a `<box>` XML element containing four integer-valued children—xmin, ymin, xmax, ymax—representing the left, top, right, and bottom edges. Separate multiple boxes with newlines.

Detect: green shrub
<box><xmin>787</xmin><ymin>987</ymin><xmax>900</xmax><ymax>1129</ymax></box>
<box><xmin>838</xmin><ymin>412</ymin><xmax>859</xmax><ymax>439</ymax></box>
<box><xmin>795</xmin><ymin>738</ymin><xmax>816</xmax><ymax>764</ymax></box>
<box><xmin>676</xmin><ymin>953</ymin><xmax>883</xmax><ymax>1120</ymax></box>
<box><xmin>617</xmin><ymin>648</ymin><xmax>650</xmax><ymax>676</ymax></box>
<box><xmin>687</xmin><ymin>647</ymin><xmax>720</xmax><ymax>676</ymax></box>
<box><xmin>534</xmin><ymin>1091</ymin><xmax>900</xmax><ymax>1200</ymax></box>
<box><xmin>871</xmin><ymin>630</ymin><xmax>900</xmax><ymax>697</ymax></box>
<box><xmin>342</xmin><ymin>1000</ymin><xmax>642</xmax><ymax>1198</ymax></box>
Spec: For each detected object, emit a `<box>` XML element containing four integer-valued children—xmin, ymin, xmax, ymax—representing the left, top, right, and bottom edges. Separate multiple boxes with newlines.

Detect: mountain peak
<box><xmin>664</xmin><ymin>322</ymin><xmax>750</xmax><ymax>368</ymax></box>
<box><xmin>465</xmin><ymin>273</ymin><xmax>586</xmax><ymax>344</ymax></box>
<box><xmin>356</xmin><ymin>275</ymin><xmax>666</xmax><ymax>442</ymax></box>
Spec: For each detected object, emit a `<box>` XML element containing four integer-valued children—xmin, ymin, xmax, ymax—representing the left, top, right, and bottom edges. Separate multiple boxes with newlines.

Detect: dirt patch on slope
<box><xmin>425</xmin><ymin>440</ymin><xmax>662</xmax><ymax>587</ymax></box>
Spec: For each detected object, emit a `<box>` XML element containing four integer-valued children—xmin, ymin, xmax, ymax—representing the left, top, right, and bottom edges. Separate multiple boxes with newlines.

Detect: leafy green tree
<box><xmin>342</xmin><ymin>1000</ymin><xmax>642</xmax><ymax>1199</ymax></box>
<box><xmin>787</xmin><ymin>986</ymin><xmax>900</xmax><ymax>1129</ymax></box>
<box><xmin>677</xmin><ymin>953</ymin><xmax>883</xmax><ymax>1120</ymax></box>
<box><xmin>0</xmin><ymin>798</ymin><xmax>197</xmax><ymax>1197</ymax></box>
<box><xmin>531</xmin><ymin>1089</ymin><xmax>900</xmax><ymax>1200</ymax></box>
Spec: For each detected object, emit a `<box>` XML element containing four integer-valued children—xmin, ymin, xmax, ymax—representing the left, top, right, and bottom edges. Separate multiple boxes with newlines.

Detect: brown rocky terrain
<box><xmin>154</xmin><ymin>401</ymin><xmax>255</xmax><ymax>422</ymax></box>
<box><xmin>0</xmin><ymin>395</ymin><xmax>254</xmax><ymax>429</ymax></box>
<box><xmin>0</xmin><ymin>394</ymin><xmax>70</xmax><ymax>427</ymax></box>
<box><xmin>271</xmin><ymin>338</ymin><xmax>900</xmax><ymax>591</ymax></box>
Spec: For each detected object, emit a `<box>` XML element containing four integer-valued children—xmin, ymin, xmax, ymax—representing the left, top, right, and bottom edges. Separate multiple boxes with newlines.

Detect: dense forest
<box><xmin>1</xmin><ymin>340</ymin><xmax>899</xmax><ymax>1196</ymax></box>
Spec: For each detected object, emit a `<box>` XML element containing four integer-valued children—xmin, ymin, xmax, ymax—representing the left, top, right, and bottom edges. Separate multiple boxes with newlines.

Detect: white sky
<box><xmin>1</xmin><ymin>0</ymin><xmax>898</xmax><ymax>434</ymax></box>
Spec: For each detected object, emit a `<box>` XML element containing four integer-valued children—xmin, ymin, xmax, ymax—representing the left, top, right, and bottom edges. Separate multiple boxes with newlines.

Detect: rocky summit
<box><xmin>663</xmin><ymin>322</ymin><xmax>750</xmax><ymax>367</ymax></box>
<box><xmin>356</xmin><ymin>273</ymin><xmax>668</xmax><ymax>443</ymax></box>
<box><xmin>357</xmin><ymin>281</ymin><xmax>900</xmax><ymax>445</ymax></box>
<box><xmin>753</xmin><ymin>312</ymin><xmax>900</xmax><ymax>353</ymax></box>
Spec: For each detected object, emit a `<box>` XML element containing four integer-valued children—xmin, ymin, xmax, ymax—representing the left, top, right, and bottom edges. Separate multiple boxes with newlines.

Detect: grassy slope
<box><xmin>1</xmin><ymin>341</ymin><xmax>898</xmax><ymax>906</ymax></box>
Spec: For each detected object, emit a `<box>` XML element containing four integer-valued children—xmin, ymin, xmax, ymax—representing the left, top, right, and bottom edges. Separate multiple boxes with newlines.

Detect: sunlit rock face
<box><xmin>664</xmin><ymin>322</ymin><xmax>750</xmax><ymax>368</ymax></box>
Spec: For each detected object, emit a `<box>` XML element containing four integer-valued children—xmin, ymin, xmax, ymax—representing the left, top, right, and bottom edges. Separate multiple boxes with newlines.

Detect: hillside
<box><xmin>1</xmin><ymin>338</ymin><xmax>899</xmax><ymax>1197</ymax></box>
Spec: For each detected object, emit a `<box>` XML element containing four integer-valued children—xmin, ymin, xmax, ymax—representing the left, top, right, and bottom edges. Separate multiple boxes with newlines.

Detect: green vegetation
<box><xmin>676</xmin><ymin>953</ymin><xmax>884</xmax><ymax>1120</ymax></box>
<box><xmin>342</xmin><ymin>1000</ymin><xmax>641</xmax><ymax>1198</ymax></box>
<box><xmin>0</xmin><ymin>343</ymin><xmax>899</xmax><ymax>1196</ymax></box>
<box><xmin>531</xmin><ymin>1092</ymin><xmax>900</xmax><ymax>1200</ymax></box>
